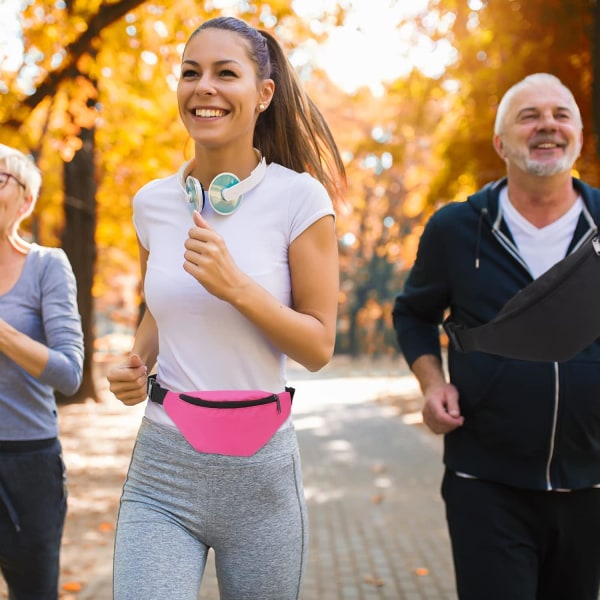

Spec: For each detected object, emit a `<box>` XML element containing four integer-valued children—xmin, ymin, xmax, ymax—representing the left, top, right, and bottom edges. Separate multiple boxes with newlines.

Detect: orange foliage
<box><xmin>1</xmin><ymin>0</ymin><xmax>597</xmax><ymax>359</ymax></box>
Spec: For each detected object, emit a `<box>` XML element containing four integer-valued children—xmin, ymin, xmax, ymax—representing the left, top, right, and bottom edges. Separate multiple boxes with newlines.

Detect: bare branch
<box><xmin>20</xmin><ymin>0</ymin><xmax>146</xmax><ymax>114</ymax></box>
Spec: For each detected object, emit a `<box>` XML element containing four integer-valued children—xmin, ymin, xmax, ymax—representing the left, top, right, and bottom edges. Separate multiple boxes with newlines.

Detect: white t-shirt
<box><xmin>499</xmin><ymin>187</ymin><xmax>583</xmax><ymax>278</ymax></box>
<box><xmin>133</xmin><ymin>161</ymin><xmax>335</xmax><ymax>427</ymax></box>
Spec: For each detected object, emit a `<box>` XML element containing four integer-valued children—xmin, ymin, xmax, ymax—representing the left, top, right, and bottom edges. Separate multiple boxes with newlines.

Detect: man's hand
<box><xmin>422</xmin><ymin>381</ymin><xmax>464</xmax><ymax>434</ymax></box>
<box><xmin>410</xmin><ymin>354</ymin><xmax>464</xmax><ymax>435</ymax></box>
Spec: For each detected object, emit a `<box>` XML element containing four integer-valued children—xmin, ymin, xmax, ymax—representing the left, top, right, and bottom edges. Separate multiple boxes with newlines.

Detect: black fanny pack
<box><xmin>444</xmin><ymin>234</ymin><xmax>600</xmax><ymax>362</ymax></box>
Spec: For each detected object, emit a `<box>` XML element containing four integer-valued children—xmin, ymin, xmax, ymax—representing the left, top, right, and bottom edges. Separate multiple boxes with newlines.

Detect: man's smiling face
<box><xmin>494</xmin><ymin>81</ymin><xmax>583</xmax><ymax>177</ymax></box>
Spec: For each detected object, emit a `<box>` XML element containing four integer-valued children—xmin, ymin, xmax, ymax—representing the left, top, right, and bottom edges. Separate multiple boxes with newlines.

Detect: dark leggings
<box><xmin>442</xmin><ymin>469</ymin><xmax>600</xmax><ymax>600</ymax></box>
<box><xmin>0</xmin><ymin>439</ymin><xmax>67</xmax><ymax>600</ymax></box>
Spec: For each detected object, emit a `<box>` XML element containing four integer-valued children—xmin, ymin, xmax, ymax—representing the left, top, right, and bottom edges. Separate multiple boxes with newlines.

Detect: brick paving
<box><xmin>292</xmin><ymin>366</ymin><xmax>455</xmax><ymax>600</ymax></box>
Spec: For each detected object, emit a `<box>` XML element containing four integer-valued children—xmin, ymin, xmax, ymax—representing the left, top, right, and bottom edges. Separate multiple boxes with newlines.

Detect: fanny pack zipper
<box><xmin>178</xmin><ymin>393</ymin><xmax>281</xmax><ymax>413</ymax></box>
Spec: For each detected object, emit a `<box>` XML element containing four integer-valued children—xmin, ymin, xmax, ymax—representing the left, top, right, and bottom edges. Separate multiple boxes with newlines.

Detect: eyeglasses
<box><xmin>0</xmin><ymin>172</ymin><xmax>25</xmax><ymax>191</ymax></box>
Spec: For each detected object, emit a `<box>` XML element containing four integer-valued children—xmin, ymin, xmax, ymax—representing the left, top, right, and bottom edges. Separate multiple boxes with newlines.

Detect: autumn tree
<box><xmin>3</xmin><ymin>0</ymin><xmax>148</xmax><ymax>401</ymax></box>
<box><xmin>428</xmin><ymin>0</ymin><xmax>599</xmax><ymax>207</ymax></box>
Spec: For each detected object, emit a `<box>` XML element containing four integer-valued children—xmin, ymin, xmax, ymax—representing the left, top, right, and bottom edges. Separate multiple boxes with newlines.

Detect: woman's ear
<box><xmin>17</xmin><ymin>195</ymin><xmax>33</xmax><ymax>217</ymax></box>
<box><xmin>259</xmin><ymin>79</ymin><xmax>275</xmax><ymax>111</ymax></box>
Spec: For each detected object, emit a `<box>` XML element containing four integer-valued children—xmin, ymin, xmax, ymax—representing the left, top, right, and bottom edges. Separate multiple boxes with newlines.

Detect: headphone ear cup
<box><xmin>208</xmin><ymin>173</ymin><xmax>242</xmax><ymax>215</ymax></box>
<box><xmin>185</xmin><ymin>176</ymin><xmax>205</xmax><ymax>214</ymax></box>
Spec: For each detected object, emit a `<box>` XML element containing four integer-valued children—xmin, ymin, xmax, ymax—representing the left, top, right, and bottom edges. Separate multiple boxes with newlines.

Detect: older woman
<box><xmin>0</xmin><ymin>144</ymin><xmax>84</xmax><ymax>600</ymax></box>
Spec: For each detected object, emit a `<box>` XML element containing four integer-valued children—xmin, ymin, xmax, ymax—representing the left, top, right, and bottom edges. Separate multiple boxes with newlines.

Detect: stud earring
<box><xmin>259</xmin><ymin>103</ymin><xmax>265</xmax><ymax>111</ymax></box>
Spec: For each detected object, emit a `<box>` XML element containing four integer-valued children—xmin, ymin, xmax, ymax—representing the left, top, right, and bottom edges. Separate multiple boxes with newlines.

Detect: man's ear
<box><xmin>493</xmin><ymin>134</ymin><xmax>506</xmax><ymax>161</ymax></box>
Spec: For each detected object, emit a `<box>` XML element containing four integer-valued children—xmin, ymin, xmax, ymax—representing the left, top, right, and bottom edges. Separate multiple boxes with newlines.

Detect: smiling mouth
<box><xmin>194</xmin><ymin>108</ymin><xmax>227</xmax><ymax>118</ymax></box>
<box><xmin>530</xmin><ymin>138</ymin><xmax>565</xmax><ymax>151</ymax></box>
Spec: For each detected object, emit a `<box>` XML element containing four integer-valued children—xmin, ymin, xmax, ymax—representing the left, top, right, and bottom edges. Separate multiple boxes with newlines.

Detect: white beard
<box><xmin>505</xmin><ymin>140</ymin><xmax>582</xmax><ymax>177</ymax></box>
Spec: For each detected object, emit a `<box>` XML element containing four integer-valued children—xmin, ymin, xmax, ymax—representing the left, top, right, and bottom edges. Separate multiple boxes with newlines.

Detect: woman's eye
<box><xmin>181</xmin><ymin>69</ymin><xmax>198</xmax><ymax>78</ymax></box>
<box><xmin>219</xmin><ymin>69</ymin><xmax>237</xmax><ymax>78</ymax></box>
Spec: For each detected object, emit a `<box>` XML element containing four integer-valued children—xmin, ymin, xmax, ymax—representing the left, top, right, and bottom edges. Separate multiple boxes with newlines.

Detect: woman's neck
<box><xmin>191</xmin><ymin>146</ymin><xmax>261</xmax><ymax>186</ymax></box>
<box><xmin>0</xmin><ymin>234</ymin><xmax>31</xmax><ymax>260</ymax></box>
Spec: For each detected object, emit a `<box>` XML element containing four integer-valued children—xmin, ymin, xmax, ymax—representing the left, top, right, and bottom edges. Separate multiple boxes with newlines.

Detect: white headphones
<box><xmin>185</xmin><ymin>155</ymin><xmax>267</xmax><ymax>216</ymax></box>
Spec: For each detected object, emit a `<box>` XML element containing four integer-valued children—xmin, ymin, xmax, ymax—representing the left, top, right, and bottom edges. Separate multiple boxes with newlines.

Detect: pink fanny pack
<box><xmin>147</xmin><ymin>375</ymin><xmax>294</xmax><ymax>456</ymax></box>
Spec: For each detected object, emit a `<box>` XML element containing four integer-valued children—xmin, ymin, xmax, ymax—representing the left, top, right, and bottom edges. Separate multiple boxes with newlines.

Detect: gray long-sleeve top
<box><xmin>0</xmin><ymin>244</ymin><xmax>84</xmax><ymax>440</ymax></box>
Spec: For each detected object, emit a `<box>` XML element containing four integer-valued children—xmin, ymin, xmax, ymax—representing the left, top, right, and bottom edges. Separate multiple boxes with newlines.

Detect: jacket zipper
<box><xmin>545</xmin><ymin>363</ymin><xmax>560</xmax><ymax>490</ymax></box>
<box><xmin>178</xmin><ymin>393</ymin><xmax>281</xmax><ymax>413</ymax></box>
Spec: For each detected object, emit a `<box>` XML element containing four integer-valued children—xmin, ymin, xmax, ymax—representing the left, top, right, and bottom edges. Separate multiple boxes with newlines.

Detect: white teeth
<box><xmin>536</xmin><ymin>143</ymin><xmax>558</xmax><ymax>149</ymax></box>
<box><xmin>194</xmin><ymin>108</ymin><xmax>226</xmax><ymax>117</ymax></box>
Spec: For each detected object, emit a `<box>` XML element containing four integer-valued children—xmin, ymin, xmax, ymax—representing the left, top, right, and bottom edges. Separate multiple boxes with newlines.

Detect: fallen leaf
<box><xmin>364</xmin><ymin>574</ymin><xmax>385</xmax><ymax>587</ymax></box>
<box><xmin>62</xmin><ymin>581</ymin><xmax>82</xmax><ymax>592</ymax></box>
<box><xmin>371</xmin><ymin>494</ymin><xmax>384</xmax><ymax>504</ymax></box>
<box><xmin>415</xmin><ymin>567</ymin><xmax>429</xmax><ymax>576</ymax></box>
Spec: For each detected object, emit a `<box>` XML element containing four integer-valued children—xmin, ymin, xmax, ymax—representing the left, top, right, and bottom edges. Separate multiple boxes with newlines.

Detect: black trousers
<box><xmin>442</xmin><ymin>469</ymin><xmax>600</xmax><ymax>600</ymax></box>
<box><xmin>0</xmin><ymin>439</ymin><xmax>67</xmax><ymax>600</ymax></box>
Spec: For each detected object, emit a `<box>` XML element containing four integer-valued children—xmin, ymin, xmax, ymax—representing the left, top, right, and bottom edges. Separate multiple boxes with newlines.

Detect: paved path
<box><xmin>289</xmin><ymin>362</ymin><xmax>456</xmax><ymax>600</ymax></box>
<box><xmin>3</xmin><ymin>357</ymin><xmax>458</xmax><ymax>599</ymax></box>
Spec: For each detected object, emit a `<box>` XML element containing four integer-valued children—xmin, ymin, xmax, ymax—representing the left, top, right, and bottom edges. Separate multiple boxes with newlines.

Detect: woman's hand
<box><xmin>183</xmin><ymin>211</ymin><xmax>249</xmax><ymax>302</ymax></box>
<box><xmin>107</xmin><ymin>353</ymin><xmax>148</xmax><ymax>406</ymax></box>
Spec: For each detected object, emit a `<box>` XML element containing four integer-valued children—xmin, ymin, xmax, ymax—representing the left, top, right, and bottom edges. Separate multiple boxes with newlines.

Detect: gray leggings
<box><xmin>113</xmin><ymin>418</ymin><xmax>308</xmax><ymax>600</ymax></box>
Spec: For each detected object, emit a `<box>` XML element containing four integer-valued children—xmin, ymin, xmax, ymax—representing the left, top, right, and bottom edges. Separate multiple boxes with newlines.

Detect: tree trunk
<box><xmin>58</xmin><ymin>125</ymin><xmax>98</xmax><ymax>403</ymax></box>
<box><xmin>594</xmin><ymin>0</ymin><xmax>600</xmax><ymax>157</ymax></box>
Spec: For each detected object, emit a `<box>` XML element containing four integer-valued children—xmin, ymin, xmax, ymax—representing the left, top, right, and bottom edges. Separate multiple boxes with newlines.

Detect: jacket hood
<box><xmin>466</xmin><ymin>177</ymin><xmax>600</xmax><ymax>268</ymax></box>
<box><xmin>467</xmin><ymin>176</ymin><xmax>600</xmax><ymax>226</ymax></box>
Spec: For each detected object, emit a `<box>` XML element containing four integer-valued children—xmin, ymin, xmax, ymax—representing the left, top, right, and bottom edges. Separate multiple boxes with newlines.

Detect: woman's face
<box><xmin>0</xmin><ymin>164</ymin><xmax>27</xmax><ymax>236</ymax></box>
<box><xmin>177</xmin><ymin>28</ymin><xmax>274</xmax><ymax>151</ymax></box>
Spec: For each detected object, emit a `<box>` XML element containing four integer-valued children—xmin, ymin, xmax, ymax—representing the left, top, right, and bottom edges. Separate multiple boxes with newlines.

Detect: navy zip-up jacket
<box><xmin>393</xmin><ymin>177</ymin><xmax>600</xmax><ymax>491</ymax></box>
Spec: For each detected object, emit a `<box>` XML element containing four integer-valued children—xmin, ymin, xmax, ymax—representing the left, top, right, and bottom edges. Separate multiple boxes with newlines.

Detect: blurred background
<box><xmin>1</xmin><ymin>0</ymin><xmax>598</xmax><ymax>403</ymax></box>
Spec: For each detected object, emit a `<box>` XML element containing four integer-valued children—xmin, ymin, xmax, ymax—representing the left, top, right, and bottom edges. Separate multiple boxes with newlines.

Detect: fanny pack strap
<box><xmin>444</xmin><ymin>234</ymin><xmax>600</xmax><ymax>362</ymax></box>
<box><xmin>146</xmin><ymin>374</ymin><xmax>295</xmax><ymax>404</ymax></box>
<box><xmin>147</xmin><ymin>374</ymin><xmax>168</xmax><ymax>404</ymax></box>
<box><xmin>443</xmin><ymin>320</ymin><xmax>478</xmax><ymax>353</ymax></box>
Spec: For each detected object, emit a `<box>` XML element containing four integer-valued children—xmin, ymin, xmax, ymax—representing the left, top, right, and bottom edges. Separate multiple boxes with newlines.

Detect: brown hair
<box><xmin>189</xmin><ymin>17</ymin><xmax>346</xmax><ymax>205</ymax></box>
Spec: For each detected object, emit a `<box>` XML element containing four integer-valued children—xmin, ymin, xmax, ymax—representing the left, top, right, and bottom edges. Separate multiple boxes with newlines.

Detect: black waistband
<box><xmin>0</xmin><ymin>438</ymin><xmax>57</xmax><ymax>452</ymax></box>
<box><xmin>146</xmin><ymin>375</ymin><xmax>295</xmax><ymax>405</ymax></box>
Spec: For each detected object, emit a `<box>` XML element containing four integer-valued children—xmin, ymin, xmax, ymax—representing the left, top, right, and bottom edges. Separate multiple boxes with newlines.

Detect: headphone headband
<box><xmin>221</xmin><ymin>157</ymin><xmax>267</xmax><ymax>202</ymax></box>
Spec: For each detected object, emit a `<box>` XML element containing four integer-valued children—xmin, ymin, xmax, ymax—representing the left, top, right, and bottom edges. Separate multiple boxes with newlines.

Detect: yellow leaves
<box><xmin>76</xmin><ymin>53</ymin><xmax>99</xmax><ymax>79</ymax></box>
<box><xmin>402</xmin><ymin>190</ymin><xmax>426</xmax><ymax>219</ymax></box>
<box><xmin>72</xmin><ymin>16</ymin><xmax>89</xmax><ymax>35</ymax></box>
<box><xmin>43</xmin><ymin>24</ymin><xmax>61</xmax><ymax>43</ymax></box>
<box><xmin>453</xmin><ymin>173</ymin><xmax>479</xmax><ymax>203</ymax></box>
